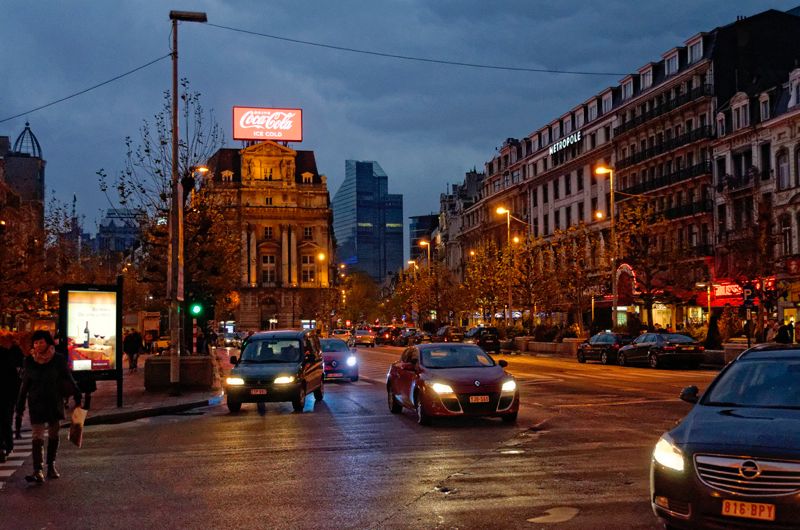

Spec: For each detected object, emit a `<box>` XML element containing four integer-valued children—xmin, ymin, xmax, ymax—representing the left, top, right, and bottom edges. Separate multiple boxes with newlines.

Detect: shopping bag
<box><xmin>69</xmin><ymin>406</ymin><xmax>87</xmax><ymax>448</ymax></box>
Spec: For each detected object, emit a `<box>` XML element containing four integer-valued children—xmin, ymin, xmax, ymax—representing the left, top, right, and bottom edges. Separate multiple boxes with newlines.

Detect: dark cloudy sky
<box><xmin>1</xmin><ymin>1</ymin><xmax>793</xmax><ymax>250</ymax></box>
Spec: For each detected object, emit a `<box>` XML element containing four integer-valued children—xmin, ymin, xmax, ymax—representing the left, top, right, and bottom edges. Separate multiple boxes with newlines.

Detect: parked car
<box><xmin>617</xmin><ymin>332</ymin><xmax>705</xmax><ymax>368</ymax></box>
<box><xmin>376</xmin><ymin>327</ymin><xmax>403</xmax><ymax>345</ymax></box>
<box><xmin>393</xmin><ymin>328</ymin><xmax>419</xmax><ymax>347</ymax></box>
<box><xmin>413</xmin><ymin>330</ymin><xmax>433</xmax><ymax>344</ymax></box>
<box><xmin>463</xmin><ymin>327</ymin><xmax>501</xmax><ymax>354</ymax></box>
<box><xmin>224</xmin><ymin>329</ymin><xmax>324</xmax><ymax>413</ymax></box>
<box><xmin>349</xmin><ymin>329</ymin><xmax>376</xmax><ymax>348</ymax></box>
<box><xmin>651</xmin><ymin>344</ymin><xmax>800</xmax><ymax>529</ymax></box>
<box><xmin>331</xmin><ymin>329</ymin><xmax>352</xmax><ymax>342</ymax></box>
<box><xmin>320</xmin><ymin>338</ymin><xmax>358</xmax><ymax>382</ymax></box>
<box><xmin>435</xmin><ymin>326</ymin><xmax>466</xmax><ymax>343</ymax></box>
<box><xmin>152</xmin><ymin>336</ymin><xmax>170</xmax><ymax>354</ymax></box>
<box><xmin>577</xmin><ymin>332</ymin><xmax>634</xmax><ymax>365</ymax></box>
<box><xmin>221</xmin><ymin>332</ymin><xmax>242</xmax><ymax>348</ymax></box>
<box><xmin>386</xmin><ymin>343</ymin><xmax>519</xmax><ymax>425</ymax></box>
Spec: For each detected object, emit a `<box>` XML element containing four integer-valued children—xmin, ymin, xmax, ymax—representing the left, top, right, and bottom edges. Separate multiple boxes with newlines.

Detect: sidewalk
<box><xmin>19</xmin><ymin>353</ymin><xmax>224</xmax><ymax>431</ymax></box>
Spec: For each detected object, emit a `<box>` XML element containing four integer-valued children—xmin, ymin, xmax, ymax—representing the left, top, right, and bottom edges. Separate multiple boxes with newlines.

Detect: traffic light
<box><xmin>189</xmin><ymin>301</ymin><xmax>204</xmax><ymax>317</ymax></box>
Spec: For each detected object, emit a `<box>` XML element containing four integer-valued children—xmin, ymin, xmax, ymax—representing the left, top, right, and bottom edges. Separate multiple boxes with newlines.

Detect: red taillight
<box><xmin>663</xmin><ymin>345</ymin><xmax>676</xmax><ymax>351</ymax></box>
<box><xmin>612</xmin><ymin>343</ymin><xmax>620</xmax><ymax>350</ymax></box>
<box><xmin>698</xmin><ymin>346</ymin><xmax>705</xmax><ymax>351</ymax></box>
<box><xmin>384</xmin><ymin>333</ymin><xmax>389</xmax><ymax>338</ymax></box>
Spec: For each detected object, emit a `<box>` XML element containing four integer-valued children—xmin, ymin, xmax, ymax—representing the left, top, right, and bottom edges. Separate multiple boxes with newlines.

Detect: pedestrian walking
<box><xmin>16</xmin><ymin>330</ymin><xmax>82</xmax><ymax>483</ymax></box>
<box><xmin>766</xmin><ymin>320</ymin><xmax>779</xmax><ymax>342</ymax></box>
<box><xmin>775</xmin><ymin>322</ymin><xmax>792</xmax><ymax>344</ymax></box>
<box><xmin>0</xmin><ymin>333</ymin><xmax>24</xmax><ymax>462</ymax></box>
<box><xmin>123</xmin><ymin>328</ymin><xmax>143</xmax><ymax>373</ymax></box>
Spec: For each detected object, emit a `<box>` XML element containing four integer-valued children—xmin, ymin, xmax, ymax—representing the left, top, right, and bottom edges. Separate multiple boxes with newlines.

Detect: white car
<box><xmin>331</xmin><ymin>329</ymin><xmax>352</xmax><ymax>342</ymax></box>
<box><xmin>349</xmin><ymin>330</ymin><xmax>376</xmax><ymax>347</ymax></box>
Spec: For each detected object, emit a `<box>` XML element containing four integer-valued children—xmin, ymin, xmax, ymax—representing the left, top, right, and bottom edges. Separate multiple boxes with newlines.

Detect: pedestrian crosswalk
<box><xmin>0</xmin><ymin>432</ymin><xmax>32</xmax><ymax>490</ymax></box>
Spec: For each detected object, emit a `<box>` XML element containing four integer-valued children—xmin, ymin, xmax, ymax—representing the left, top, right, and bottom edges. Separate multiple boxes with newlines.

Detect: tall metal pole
<box><xmin>168</xmin><ymin>16</ymin><xmax>182</xmax><ymax>395</ymax></box>
<box><xmin>609</xmin><ymin>169</ymin><xmax>617</xmax><ymax>330</ymax></box>
<box><xmin>506</xmin><ymin>210</ymin><xmax>511</xmax><ymax>327</ymax></box>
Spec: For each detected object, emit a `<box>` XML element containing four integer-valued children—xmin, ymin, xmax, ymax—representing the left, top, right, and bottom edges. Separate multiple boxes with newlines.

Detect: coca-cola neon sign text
<box><xmin>232</xmin><ymin>107</ymin><xmax>303</xmax><ymax>142</ymax></box>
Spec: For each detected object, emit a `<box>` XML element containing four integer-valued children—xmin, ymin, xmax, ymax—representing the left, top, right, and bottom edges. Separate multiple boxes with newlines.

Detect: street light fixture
<box><xmin>594</xmin><ymin>165</ymin><xmax>617</xmax><ymax>328</ymax></box>
<box><xmin>419</xmin><ymin>240</ymin><xmax>431</xmax><ymax>267</ymax></box>
<box><xmin>167</xmin><ymin>9</ymin><xmax>207</xmax><ymax>395</ymax></box>
<box><xmin>495</xmin><ymin>206</ymin><xmax>513</xmax><ymax>326</ymax></box>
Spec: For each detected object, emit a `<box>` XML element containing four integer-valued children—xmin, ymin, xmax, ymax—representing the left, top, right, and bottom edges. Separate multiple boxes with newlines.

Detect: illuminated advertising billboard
<box><xmin>62</xmin><ymin>288</ymin><xmax>120</xmax><ymax>373</ymax></box>
<box><xmin>232</xmin><ymin>106</ymin><xmax>303</xmax><ymax>142</ymax></box>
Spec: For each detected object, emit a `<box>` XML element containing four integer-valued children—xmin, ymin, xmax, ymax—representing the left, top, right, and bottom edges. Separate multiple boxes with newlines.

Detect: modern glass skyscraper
<box><xmin>332</xmin><ymin>160</ymin><xmax>403</xmax><ymax>282</ymax></box>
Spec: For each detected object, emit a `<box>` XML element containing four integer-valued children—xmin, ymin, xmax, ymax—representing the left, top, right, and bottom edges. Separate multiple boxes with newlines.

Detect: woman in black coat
<box><xmin>16</xmin><ymin>330</ymin><xmax>81</xmax><ymax>483</ymax></box>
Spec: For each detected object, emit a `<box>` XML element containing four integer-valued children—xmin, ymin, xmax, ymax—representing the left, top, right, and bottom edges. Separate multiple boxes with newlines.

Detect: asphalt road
<box><xmin>0</xmin><ymin>346</ymin><xmax>719</xmax><ymax>530</ymax></box>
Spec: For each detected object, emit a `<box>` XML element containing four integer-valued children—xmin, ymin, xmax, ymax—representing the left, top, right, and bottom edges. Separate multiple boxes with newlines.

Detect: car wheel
<box><xmin>648</xmin><ymin>352</ymin><xmax>660</xmax><ymax>369</ymax></box>
<box><xmin>415</xmin><ymin>394</ymin><xmax>432</xmax><ymax>426</ymax></box>
<box><xmin>577</xmin><ymin>351</ymin><xmax>586</xmax><ymax>363</ymax></box>
<box><xmin>600</xmin><ymin>351</ymin><xmax>609</xmax><ymax>365</ymax></box>
<box><xmin>501</xmin><ymin>412</ymin><xmax>518</xmax><ymax>423</ymax></box>
<box><xmin>388</xmin><ymin>386</ymin><xmax>402</xmax><ymax>414</ymax></box>
<box><xmin>227</xmin><ymin>400</ymin><xmax>241</xmax><ymax>413</ymax></box>
<box><xmin>313</xmin><ymin>382</ymin><xmax>324</xmax><ymax>401</ymax></box>
<box><xmin>617</xmin><ymin>352</ymin><xmax>627</xmax><ymax>366</ymax></box>
<box><xmin>292</xmin><ymin>387</ymin><xmax>307</xmax><ymax>412</ymax></box>
<box><xmin>350</xmin><ymin>375</ymin><xmax>359</xmax><ymax>382</ymax></box>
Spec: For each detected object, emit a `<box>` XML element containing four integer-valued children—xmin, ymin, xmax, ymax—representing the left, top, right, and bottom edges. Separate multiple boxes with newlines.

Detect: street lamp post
<box><xmin>496</xmin><ymin>207</ymin><xmax>513</xmax><ymax>326</ymax></box>
<box><xmin>594</xmin><ymin>166</ymin><xmax>616</xmax><ymax>329</ymax></box>
<box><xmin>419</xmin><ymin>240</ymin><xmax>431</xmax><ymax>269</ymax></box>
<box><xmin>167</xmin><ymin>10</ymin><xmax>207</xmax><ymax>395</ymax></box>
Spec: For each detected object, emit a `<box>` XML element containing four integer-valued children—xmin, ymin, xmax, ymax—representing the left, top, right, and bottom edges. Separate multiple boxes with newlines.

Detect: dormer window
<box><xmin>221</xmin><ymin>170</ymin><xmax>234</xmax><ymax>182</ymax></box>
<box><xmin>552</xmin><ymin>123</ymin><xmax>560</xmax><ymax>140</ymax></box>
<box><xmin>760</xmin><ymin>96</ymin><xmax>770</xmax><ymax>121</ymax></box>
<box><xmin>665</xmin><ymin>53</ymin><xmax>679</xmax><ymax>76</ymax></box>
<box><xmin>716</xmin><ymin>114</ymin><xmax>726</xmax><ymax>136</ymax></box>
<box><xmin>575</xmin><ymin>109</ymin><xmax>584</xmax><ymax>128</ymax></box>
<box><xmin>732</xmin><ymin>96</ymin><xmax>750</xmax><ymax>131</ymax></box>
<box><xmin>688</xmin><ymin>40</ymin><xmax>703</xmax><ymax>63</ymax></box>
<box><xmin>602</xmin><ymin>94</ymin><xmax>612</xmax><ymax>114</ymax></box>
<box><xmin>640</xmin><ymin>69</ymin><xmax>652</xmax><ymax>90</ymax></box>
<box><xmin>588</xmin><ymin>102</ymin><xmax>598</xmax><ymax>121</ymax></box>
<box><xmin>622</xmin><ymin>80</ymin><xmax>633</xmax><ymax>100</ymax></box>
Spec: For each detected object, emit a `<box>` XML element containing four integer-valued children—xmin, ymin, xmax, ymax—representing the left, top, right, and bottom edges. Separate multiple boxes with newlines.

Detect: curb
<box><xmin>81</xmin><ymin>393</ymin><xmax>224</xmax><ymax>427</ymax></box>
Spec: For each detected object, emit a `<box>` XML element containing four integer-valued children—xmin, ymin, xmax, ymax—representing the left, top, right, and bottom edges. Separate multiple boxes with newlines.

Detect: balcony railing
<box><xmin>663</xmin><ymin>199</ymin><xmax>713</xmax><ymax>220</ymax></box>
<box><xmin>619</xmin><ymin>161</ymin><xmax>711</xmax><ymax>195</ymax></box>
<box><xmin>613</xmin><ymin>84</ymin><xmax>713</xmax><ymax>137</ymax></box>
<box><xmin>617</xmin><ymin>126</ymin><xmax>714</xmax><ymax>169</ymax></box>
<box><xmin>716</xmin><ymin>169</ymin><xmax>771</xmax><ymax>193</ymax></box>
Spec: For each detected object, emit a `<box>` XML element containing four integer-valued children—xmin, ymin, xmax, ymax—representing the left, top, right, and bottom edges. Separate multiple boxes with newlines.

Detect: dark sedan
<box><xmin>224</xmin><ymin>330</ymin><xmax>324</xmax><ymax>413</ymax></box>
<box><xmin>386</xmin><ymin>343</ymin><xmax>519</xmax><ymax>425</ymax></box>
<box><xmin>651</xmin><ymin>345</ymin><xmax>800</xmax><ymax>529</ymax></box>
<box><xmin>617</xmin><ymin>332</ymin><xmax>705</xmax><ymax>368</ymax></box>
<box><xmin>577</xmin><ymin>332</ymin><xmax>633</xmax><ymax>365</ymax></box>
<box><xmin>435</xmin><ymin>326</ymin><xmax>466</xmax><ymax>343</ymax></box>
<box><xmin>320</xmin><ymin>338</ymin><xmax>358</xmax><ymax>382</ymax></box>
<box><xmin>463</xmin><ymin>326</ymin><xmax>501</xmax><ymax>354</ymax></box>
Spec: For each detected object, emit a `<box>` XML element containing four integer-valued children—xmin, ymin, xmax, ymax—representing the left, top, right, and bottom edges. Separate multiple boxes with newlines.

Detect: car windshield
<box><xmin>703</xmin><ymin>359</ymin><xmax>800</xmax><ymax>409</ymax></box>
<box><xmin>421</xmin><ymin>345</ymin><xmax>496</xmax><ymax>368</ymax></box>
<box><xmin>240</xmin><ymin>339</ymin><xmax>302</xmax><ymax>363</ymax></box>
<box><xmin>664</xmin><ymin>334</ymin><xmax>695</xmax><ymax>343</ymax></box>
<box><xmin>320</xmin><ymin>339</ymin><xmax>349</xmax><ymax>353</ymax></box>
<box><xmin>357</xmin><ymin>331</ymin><xmax>370</xmax><ymax>336</ymax></box>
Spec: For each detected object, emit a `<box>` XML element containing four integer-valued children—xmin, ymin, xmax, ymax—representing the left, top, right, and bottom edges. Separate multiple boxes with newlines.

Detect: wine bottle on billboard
<box><xmin>83</xmin><ymin>321</ymin><xmax>90</xmax><ymax>348</ymax></box>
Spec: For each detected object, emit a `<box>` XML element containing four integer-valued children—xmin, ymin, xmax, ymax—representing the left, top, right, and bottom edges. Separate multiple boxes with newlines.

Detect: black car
<box><xmin>617</xmin><ymin>332</ymin><xmax>705</xmax><ymax>369</ymax></box>
<box><xmin>577</xmin><ymin>332</ymin><xmax>633</xmax><ymax>365</ymax></box>
<box><xmin>435</xmin><ymin>326</ymin><xmax>466</xmax><ymax>343</ymax></box>
<box><xmin>393</xmin><ymin>328</ymin><xmax>419</xmax><ymax>347</ymax></box>
<box><xmin>224</xmin><ymin>329</ymin><xmax>324</xmax><ymax>413</ymax></box>
<box><xmin>464</xmin><ymin>327</ymin><xmax>501</xmax><ymax>354</ymax></box>
<box><xmin>651</xmin><ymin>344</ymin><xmax>800</xmax><ymax>529</ymax></box>
<box><xmin>375</xmin><ymin>327</ymin><xmax>401</xmax><ymax>345</ymax></box>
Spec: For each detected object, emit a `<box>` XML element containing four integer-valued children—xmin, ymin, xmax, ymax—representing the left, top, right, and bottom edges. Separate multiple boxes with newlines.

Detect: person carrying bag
<box><xmin>16</xmin><ymin>330</ymin><xmax>82</xmax><ymax>483</ymax></box>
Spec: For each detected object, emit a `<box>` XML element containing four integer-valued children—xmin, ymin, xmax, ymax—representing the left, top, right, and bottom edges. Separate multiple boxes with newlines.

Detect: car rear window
<box><xmin>665</xmin><ymin>334</ymin><xmax>695</xmax><ymax>343</ymax></box>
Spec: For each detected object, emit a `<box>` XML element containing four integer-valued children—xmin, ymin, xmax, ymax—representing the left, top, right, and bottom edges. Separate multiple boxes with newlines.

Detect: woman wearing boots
<box><xmin>16</xmin><ymin>330</ymin><xmax>81</xmax><ymax>483</ymax></box>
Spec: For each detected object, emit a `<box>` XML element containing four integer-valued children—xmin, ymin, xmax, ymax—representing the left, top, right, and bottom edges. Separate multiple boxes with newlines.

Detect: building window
<box><xmin>777</xmin><ymin>150</ymin><xmax>790</xmax><ymax>190</ymax></box>
<box><xmin>553</xmin><ymin>179</ymin><xmax>560</xmax><ymax>200</ymax></box>
<box><xmin>532</xmin><ymin>189</ymin><xmax>538</xmax><ymax>207</ymax></box>
<box><xmin>602</xmin><ymin>94</ymin><xmax>612</xmax><ymax>114</ymax></box>
<box><xmin>760</xmin><ymin>98</ymin><xmax>770</xmax><ymax>121</ymax></box>
<box><xmin>303</xmin><ymin>227</ymin><xmax>313</xmax><ymax>240</ymax></box>
<box><xmin>261</xmin><ymin>254</ymin><xmax>276</xmax><ymax>285</ymax></box>
<box><xmin>564</xmin><ymin>173</ymin><xmax>572</xmax><ymax>196</ymax></box>
<box><xmin>301</xmin><ymin>255</ymin><xmax>316</xmax><ymax>283</ymax></box>
<box><xmin>543</xmin><ymin>214</ymin><xmax>549</xmax><ymax>235</ymax></box>
<box><xmin>543</xmin><ymin>183</ymin><xmax>549</xmax><ymax>204</ymax></box>
<box><xmin>565</xmin><ymin>205</ymin><xmax>572</xmax><ymax>227</ymax></box>
<box><xmin>577</xmin><ymin>168</ymin><xmax>584</xmax><ymax>191</ymax></box>
<box><xmin>575</xmin><ymin>110</ymin><xmax>584</xmax><ymax>128</ymax></box>
<box><xmin>665</xmin><ymin>54</ymin><xmax>679</xmax><ymax>76</ymax></box>
<box><xmin>688</xmin><ymin>40</ymin><xmax>703</xmax><ymax>63</ymax></box>
<box><xmin>577</xmin><ymin>202</ymin><xmax>585</xmax><ymax>222</ymax></box>
<box><xmin>588</xmin><ymin>102</ymin><xmax>598</xmax><ymax>121</ymax></box>
<box><xmin>640</xmin><ymin>69</ymin><xmax>652</xmax><ymax>90</ymax></box>
<box><xmin>302</xmin><ymin>173</ymin><xmax>313</xmax><ymax>184</ymax></box>
<box><xmin>264</xmin><ymin>226</ymin><xmax>273</xmax><ymax>240</ymax></box>
<box><xmin>716</xmin><ymin>115</ymin><xmax>725</xmax><ymax>136</ymax></box>
<box><xmin>622</xmin><ymin>81</ymin><xmax>633</xmax><ymax>100</ymax></box>
<box><xmin>265</xmin><ymin>196</ymin><xmax>273</xmax><ymax>206</ymax></box>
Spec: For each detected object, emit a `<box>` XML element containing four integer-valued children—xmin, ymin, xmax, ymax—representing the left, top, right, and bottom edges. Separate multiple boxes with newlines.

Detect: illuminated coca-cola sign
<box><xmin>232</xmin><ymin>107</ymin><xmax>303</xmax><ymax>142</ymax></box>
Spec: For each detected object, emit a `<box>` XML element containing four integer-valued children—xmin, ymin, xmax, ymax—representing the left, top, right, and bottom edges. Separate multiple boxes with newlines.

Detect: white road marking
<box><xmin>527</xmin><ymin>507</ymin><xmax>580</xmax><ymax>523</ymax></box>
<box><xmin>0</xmin><ymin>470</ymin><xmax>16</xmax><ymax>477</ymax></box>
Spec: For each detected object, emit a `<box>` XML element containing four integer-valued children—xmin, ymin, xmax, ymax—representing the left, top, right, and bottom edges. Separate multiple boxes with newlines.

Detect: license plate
<box><xmin>469</xmin><ymin>395</ymin><xmax>490</xmax><ymax>403</ymax></box>
<box><xmin>250</xmin><ymin>389</ymin><xmax>267</xmax><ymax>395</ymax></box>
<box><xmin>721</xmin><ymin>499</ymin><xmax>775</xmax><ymax>521</ymax></box>
<box><xmin>327</xmin><ymin>372</ymin><xmax>343</xmax><ymax>378</ymax></box>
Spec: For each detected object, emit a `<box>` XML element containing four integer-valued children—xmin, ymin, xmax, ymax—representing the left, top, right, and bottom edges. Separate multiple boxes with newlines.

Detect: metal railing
<box><xmin>613</xmin><ymin>84</ymin><xmax>713</xmax><ymax>136</ymax></box>
<box><xmin>663</xmin><ymin>199</ymin><xmax>713</xmax><ymax>220</ymax></box>
<box><xmin>619</xmin><ymin>161</ymin><xmax>711</xmax><ymax>195</ymax></box>
<box><xmin>616</xmin><ymin>126</ymin><xmax>714</xmax><ymax>169</ymax></box>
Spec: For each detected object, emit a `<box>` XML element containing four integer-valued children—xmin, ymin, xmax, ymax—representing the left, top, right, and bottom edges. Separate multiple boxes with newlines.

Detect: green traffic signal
<box><xmin>190</xmin><ymin>302</ymin><xmax>203</xmax><ymax>316</ymax></box>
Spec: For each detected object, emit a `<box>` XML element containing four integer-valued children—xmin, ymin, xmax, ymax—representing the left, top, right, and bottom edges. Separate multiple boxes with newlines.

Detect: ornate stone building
<box><xmin>206</xmin><ymin>141</ymin><xmax>334</xmax><ymax>331</ymax></box>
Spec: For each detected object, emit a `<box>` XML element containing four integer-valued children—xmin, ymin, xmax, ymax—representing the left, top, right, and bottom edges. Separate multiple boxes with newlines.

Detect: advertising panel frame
<box><xmin>58</xmin><ymin>277</ymin><xmax>123</xmax><ymax>407</ymax></box>
<box><xmin>232</xmin><ymin>106</ymin><xmax>303</xmax><ymax>142</ymax></box>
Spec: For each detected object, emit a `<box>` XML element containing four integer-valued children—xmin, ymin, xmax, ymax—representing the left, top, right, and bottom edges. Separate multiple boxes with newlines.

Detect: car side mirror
<box><xmin>498</xmin><ymin>359</ymin><xmax>508</xmax><ymax>368</ymax></box>
<box><xmin>229</xmin><ymin>356</ymin><xmax>238</xmax><ymax>365</ymax></box>
<box><xmin>680</xmin><ymin>385</ymin><xmax>699</xmax><ymax>404</ymax></box>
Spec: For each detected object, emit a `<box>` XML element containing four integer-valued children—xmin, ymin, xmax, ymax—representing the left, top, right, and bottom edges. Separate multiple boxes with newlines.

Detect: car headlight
<box><xmin>346</xmin><ymin>356</ymin><xmax>357</xmax><ymax>367</ymax></box>
<box><xmin>653</xmin><ymin>435</ymin><xmax>684</xmax><ymax>472</ymax></box>
<box><xmin>501</xmin><ymin>380</ymin><xmax>517</xmax><ymax>392</ymax></box>
<box><xmin>432</xmin><ymin>382</ymin><xmax>454</xmax><ymax>394</ymax></box>
<box><xmin>273</xmin><ymin>376</ymin><xmax>295</xmax><ymax>384</ymax></box>
<box><xmin>226</xmin><ymin>377</ymin><xmax>245</xmax><ymax>386</ymax></box>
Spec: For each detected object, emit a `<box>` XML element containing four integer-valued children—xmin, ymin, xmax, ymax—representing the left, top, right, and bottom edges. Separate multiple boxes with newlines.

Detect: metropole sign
<box><xmin>232</xmin><ymin>106</ymin><xmax>303</xmax><ymax>142</ymax></box>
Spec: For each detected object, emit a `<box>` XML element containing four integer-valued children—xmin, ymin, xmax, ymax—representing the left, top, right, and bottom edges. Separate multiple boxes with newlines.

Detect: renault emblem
<box><xmin>474</xmin><ymin>380</ymin><xmax>481</xmax><ymax>387</ymax></box>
